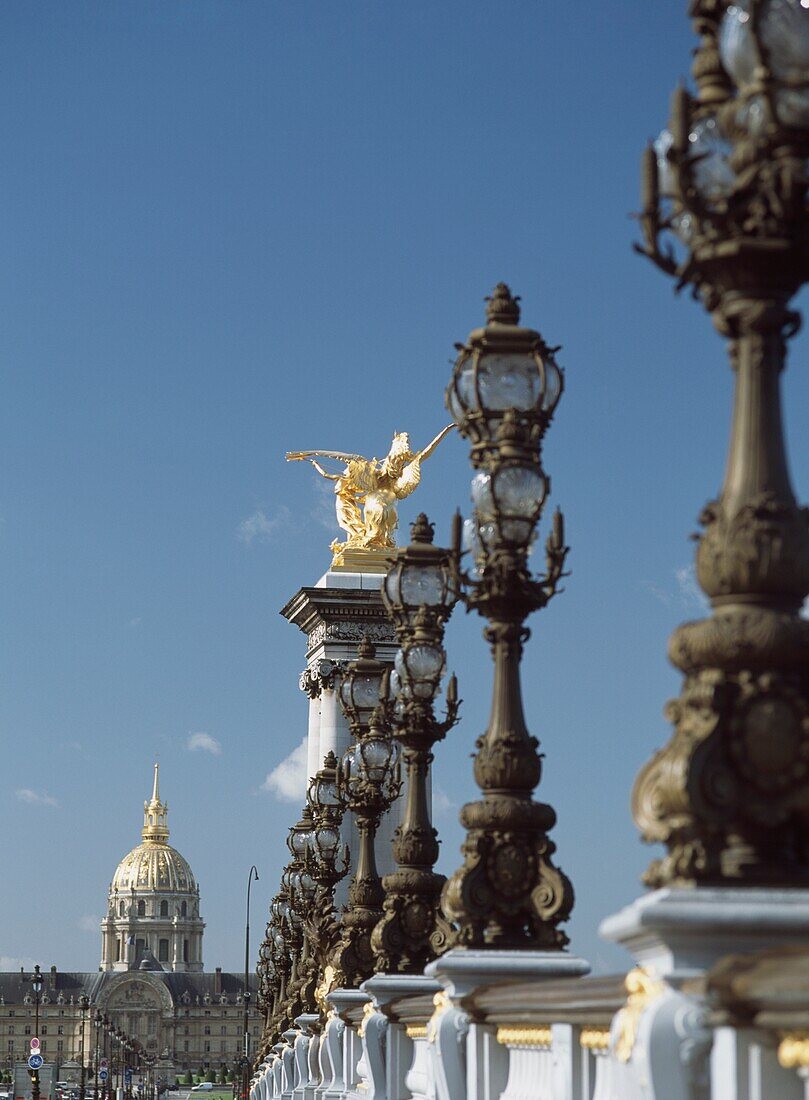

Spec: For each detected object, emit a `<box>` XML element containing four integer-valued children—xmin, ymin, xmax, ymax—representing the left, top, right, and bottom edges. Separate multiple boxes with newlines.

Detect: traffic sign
<box><xmin>28</xmin><ymin>1054</ymin><xmax>43</xmax><ymax>1071</ymax></box>
<box><xmin>124</xmin><ymin>1071</ymin><xmax>133</xmax><ymax>1083</ymax></box>
<box><xmin>100</xmin><ymin>1060</ymin><xmax>108</xmax><ymax>1069</ymax></box>
<box><xmin>30</xmin><ymin>1038</ymin><xmax>40</xmax><ymax>1051</ymax></box>
<box><xmin>99</xmin><ymin>1070</ymin><xmax>109</xmax><ymax>1082</ymax></box>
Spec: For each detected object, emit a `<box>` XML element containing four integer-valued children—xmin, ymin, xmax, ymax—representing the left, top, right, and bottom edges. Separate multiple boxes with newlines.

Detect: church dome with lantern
<box><xmin>101</xmin><ymin>765</ymin><xmax>205</xmax><ymax>973</ymax></box>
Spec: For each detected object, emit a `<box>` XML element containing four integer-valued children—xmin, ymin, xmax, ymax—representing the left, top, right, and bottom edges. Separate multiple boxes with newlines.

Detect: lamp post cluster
<box><xmin>91</xmin><ymin>1010</ymin><xmax>150</xmax><ymax>1100</ymax></box>
<box><xmin>256</xmin><ymin>283</ymin><xmax>575</xmax><ymax>1057</ymax></box>
<box><xmin>633</xmin><ymin>0</ymin><xmax>809</xmax><ymax>888</ymax></box>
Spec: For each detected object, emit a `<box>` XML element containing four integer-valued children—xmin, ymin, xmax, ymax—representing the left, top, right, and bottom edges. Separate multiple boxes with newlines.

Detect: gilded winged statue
<box><xmin>286</xmin><ymin>426</ymin><xmax>453</xmax><ymax>557</ymax></box>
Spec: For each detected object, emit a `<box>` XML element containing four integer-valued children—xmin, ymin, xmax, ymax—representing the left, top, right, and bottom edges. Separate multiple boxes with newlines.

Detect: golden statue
<box><xmin>286</xmin><ymin>426</ymin><xmax>453</xmax><ymax>569</ymax></box>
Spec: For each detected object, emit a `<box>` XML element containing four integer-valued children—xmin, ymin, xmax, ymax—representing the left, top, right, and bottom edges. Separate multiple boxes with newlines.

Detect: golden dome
<box><xmin>112</xmin><ymin>841</ymin><xmax>197</xmax><ymax>894</ymax></box>
<box><xmin>110</xmin><ymin>764</ymin><xmax>198</xmax><ymax>895</ymax></box>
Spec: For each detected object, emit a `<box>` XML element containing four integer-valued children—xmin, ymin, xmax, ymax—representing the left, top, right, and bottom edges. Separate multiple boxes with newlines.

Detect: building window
<box><xmin>204</xmin><ymin>1027</ymin><xmax>210</xmax><ymax>1036</ymax></box>
<box><xmin>160</xmin><ymin>901</ymin><xmax>168</xmax><ymax>918</ymax></box>
<box><xmin>137</xmin><ymin>900</ymin><xmax>146</xmax><ymax>917</ymax></box>
<box><xmin>57</xmin><ymin>1026</ymin><xmax>63</xmax><ymax>1036</ymax></box>
<box><xmin>7</xmin><ymin>1041</ymin><xmax>13</xmax><ymax>1053</ymax></box>
<box><xmin>115</xmin><ymin>940</ymin><xmax>121</xmax><ymax>962</ymax></box>
<box><xmin>158</xmin><ymin>939</ymin><xmax>169</xmax><ymax>962</ymax></box>
<box><xmin>181</xmin><ymin>902</ymin><xmax>187</xmax><ymax>917</ymax></box>
<box><xmin>41</xmin><ymin>1043</ymin><xmax>46</xmax><ymax>1053</ymax></box>
<box><xmin>57</xmin><ymin>1041</ymin><xmax>63</xmax><ymax>1053</ymax></box>
<box><xmin>119</xmin><ymin>902</ymin><xmax>125</xmax><ymax>916</ymax></box>
<box><xmin>204</xmin><ymin>1042</ymin><xmax>210</xmax><ymax>1054</ymax></box>
<box><xmin>8</xmin><ymin>1027</ymin><xmax>13</xmax><ymax>1036</ymax></box>
<box><xmin>183</xmin><ymin>940</ymin><xmax>189</xmax><ymax>963</ymax></box>
<box><xmin>183</xmin><ymin>1028</ymin><xmax>189</xmax><ymax>1036</ymax></box>
<box><xmin>24</xmin><ymin>1027</ymin><xmax>31</xmax><ymax>1036</ymax></box>
<box><xmin>220</xmin><ymin>1027</ymin><xmax>225</xmax><ymax>1037</ymax></box>
<box><xmin>183</xmin><ymin>1042</ymin><xmax>189</xmax><ymax>1053</ymax></box>
<box><xmin>8</xmin><ymin>1011</ymin><xmax>14</xmax><ymax>1017</ymax></box>
<box><xmin>41</xmin><ymin>1027</ymin><xmax>47</xmax><ymax>1036</ymax></box>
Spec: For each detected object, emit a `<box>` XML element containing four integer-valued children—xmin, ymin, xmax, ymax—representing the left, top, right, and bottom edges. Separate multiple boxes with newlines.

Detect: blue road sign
<box><xmin>28</xmin><ymin>1054</ymin><xmax>43</xmax><ymax>1071</ymax></box>
<box><xmin>98</xmin><ymin>1070</ymin><xmax>109</xmax><ymax>1082</ymax></box>
<box><xmin>124</xmin><ymin>1071</ymin><xmax>132</xmax><ymax>1083</ymax></box>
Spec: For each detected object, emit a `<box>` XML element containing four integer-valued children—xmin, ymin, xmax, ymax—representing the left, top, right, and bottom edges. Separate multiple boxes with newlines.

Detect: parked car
<box><xmin>190</xmin><ymin>1086</ymin><xmax>213</xmax><ymax>1093</ymax></box>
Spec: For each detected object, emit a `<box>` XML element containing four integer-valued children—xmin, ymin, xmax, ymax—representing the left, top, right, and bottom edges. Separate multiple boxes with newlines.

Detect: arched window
<box><xmin>158</xmin><ymin>939</ymin><xmax>169</xmax><ymax>962</ymax></box>
<box><xmin>181</xmin><ymin>901</ymin><xmax>187</xmax><ymax>918</ymax></box>
<box><xmin>137</xmin><ymin>900</ymin><xmax>146</xmax><ymax>917</ymax></box>
<box><xmin>119</xmin><ymin>901</ymin><xmax>125</xmax><ymax>916</ymax></box>
<box><xmin>160</xmin><ymin>900</ymin><xmax>168</xmax><ymax>918</ymax></box>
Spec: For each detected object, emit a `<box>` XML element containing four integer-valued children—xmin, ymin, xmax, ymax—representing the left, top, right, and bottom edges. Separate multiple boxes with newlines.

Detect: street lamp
<box><xmin>441</xmin><ymin>284</ymin><xmax>574</xmax><ymax>949</ymax></box>
<box><xmin>78</xmin><ymin>996</ymin><xmax>89</xmax><ymax>1100</ymax></box>
<box><xmin>303</xmin><ymin>751</ymin><xmax>350</xmax><ymax>980</ymax></box>
<box><xmin>27</xmin><ymin>966</ymin><xmax>43</xmax><ymax>1100</ymax></box>
<box><xmin>241</xmin><ymin>865</ymin><xmax>259</xmax><ymax>1100</ymax></box>
<box><xmin>371</xmin><ymin>514</ymin><xmax>461</xmax><ymax>973</ymax></box>
<box><xmin>634</xmin><ymin>0</ymin><xmax>809</xmax><ymax>887</ymax></box>
<box><xmin>93</xmin><ymin>1013</ymin><xmax>101</xmax><ymax>1100</ymax></box>
<box><xmin>332</xmin><ymin>680</ymin><xmax>401</xmax><ymax>988</ymax></box>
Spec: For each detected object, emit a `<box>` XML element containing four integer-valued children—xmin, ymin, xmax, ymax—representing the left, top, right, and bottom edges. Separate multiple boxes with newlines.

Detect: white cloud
<box><xmin>433</xmin><ymin>786</ymin><xmax>457</xmax><ymax>816</ymax></box>
<box><xmin>310</xmin><ymin>477</ymin><xmax>338</xmax><ymax>532</ymax></box>
<box><xmin>641</xmin><ymin>565</ymin><xmax>709</xmax><ymax>613</ymax></box>
<box><xmin>129</xmin><ymin>616</ymin><xmax>142</xmax><ymax>628</ymax></box>
<box><xmin>261</xmin><ymin>738</ymin><xmax>308</xmax><ymax>803</ymax></box>
<box><xmin>237</xmin><ymin>505</ymin><xmax>293</xmax><ymax>545</ymax></box>
<box><xmin>78</xmin><ymin>915</ymin><xmax>100</xmax><ymax>933</ymax></box>
<box><xmin>675</xmin><ymin>564</ymin><xmax>710</xmax><ymax>612</ymax></box>
<box><xmin>0</xmin><ymin>956</ymin><xmax>36</xmax><ymax>972</ymax></box>
<box><xmin>16</xmin><ymin>788</ymin><xmax>58</xmax><ymax>808</ymax></box>
<box><xmin>187</xmin><ymin>732</ymin><xmax>222</xmax><ymax>755</ymax></box>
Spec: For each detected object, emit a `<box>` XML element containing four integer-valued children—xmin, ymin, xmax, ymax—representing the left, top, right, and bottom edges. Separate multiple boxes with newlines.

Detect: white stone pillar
<box><xmin>305</xmin><ymin>694</ymin><xmax>322</xmax><ymax>785</ymax></box>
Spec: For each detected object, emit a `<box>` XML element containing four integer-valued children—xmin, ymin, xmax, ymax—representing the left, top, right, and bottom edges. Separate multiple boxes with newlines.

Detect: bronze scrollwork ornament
<box><xmin>634</xmin><ymin>0</ymin><xmax>809</xmax><ymax>887</ymax></box>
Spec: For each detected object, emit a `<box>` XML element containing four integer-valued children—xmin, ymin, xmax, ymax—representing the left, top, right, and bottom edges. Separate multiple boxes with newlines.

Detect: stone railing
<box><xmin>249</xmin><ymin>948</ymin><xmax>809</xmax><ymax>1100</ymax></box>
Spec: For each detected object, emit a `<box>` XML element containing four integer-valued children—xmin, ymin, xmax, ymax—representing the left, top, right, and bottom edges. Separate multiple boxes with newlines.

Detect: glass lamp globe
<box><xmin>395</xmin><ymin>642</ymin><xmax>445</xmax><ymax>701</ymax></box>
<box><xmin>721</xmin><ymin>0</ymin><xmax>809</xmax><ymax>128</ymax></box>
<box><xmin>688</xmin><ymin>116</ymin><xmax>735</xmax><ymax>202</ymax></box>
<box><xmin>359</xmin><ymin>735</ymin><xmax>396</xmax><ymax>783</ymax></box>
<box><xmin>338</xmin><ymin>638</ymin><xmax>386</xmax><ymax>732</ymax></box>
<box><xmin>472</xmin><ymin>464</ymin><xmax>548</xmax><ymax>551</ymax></box>
<box><xmin>446</xmin><ymin>284</ymin><xmax>563</xmax><ymax>447</ymax></box>
<box><xmin>313</xmin><ymin>824</ymin><xmax>340</xmax><ymax>859</ymax></box>
<box><xmin>383</xmin><ymin>515</ymin><xmax>457</xmax><ymax>627</ymax></box>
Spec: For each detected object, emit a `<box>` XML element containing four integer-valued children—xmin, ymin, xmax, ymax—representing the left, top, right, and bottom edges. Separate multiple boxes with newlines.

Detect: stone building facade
<box><xmin>0</xmin><ymin>769</ymin><xmax>258</xmax><ymax>1082</ymax></box>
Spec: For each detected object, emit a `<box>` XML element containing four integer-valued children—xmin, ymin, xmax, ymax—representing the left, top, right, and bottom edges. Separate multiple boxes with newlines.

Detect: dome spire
<box><xmin>142</xmin><ymin>762</ymin><xmax>169</xmax><ymax>844</ymax></box>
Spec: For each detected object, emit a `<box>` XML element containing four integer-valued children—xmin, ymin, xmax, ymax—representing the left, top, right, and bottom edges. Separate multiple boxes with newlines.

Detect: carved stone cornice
<box><xmin>281</xmin><ymin>586</ymin><xmax>396</xmax><ymax>661</ymax></box>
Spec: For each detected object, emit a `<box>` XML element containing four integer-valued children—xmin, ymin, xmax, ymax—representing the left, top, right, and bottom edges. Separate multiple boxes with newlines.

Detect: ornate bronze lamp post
<box><xmin>93</xmin><ymin>1011</ymin><xmax>101</xmax><ymax>1100</ymax></box>
<box><xmin>332</xmin><ymin>641</ymin><xmax>401</xmax><ymax>986</ymax></box>
<box><xmin>78</xmin><ymin>995</ymin><xmax>89</xmax><ymax>1100</ymax></box>
<box><xmin>303</xmin><ymin>752</ymin><xmax>350</xmax><ymax>982</ymax></box>
<box><xmin>279</xmin><ymin>811</ymin><xmax>316</xmax><ymax>1022</ymax></box>
<box><xmin>241</xmin><ymin>863</ymin><xmax>259</xmax><ymax>1098</ymax></box>
<box><xmin>371</xmin><ymin>515</ymin><xmax>460</xmax><ymax>972</ymax></box>
<box><xmin>441</xmin><ymin>283</ymin><xmax>574</xmax><ymax>948</ymax></box>
<box><xmin>634</xmin><ymin>0</ymin><xmax>809</xmax><ymax>886</ymax></box>
<box><xmin>28</xmin><ymin>965</ymin><xmax>43</xmax><ymax>1100</ymax></box>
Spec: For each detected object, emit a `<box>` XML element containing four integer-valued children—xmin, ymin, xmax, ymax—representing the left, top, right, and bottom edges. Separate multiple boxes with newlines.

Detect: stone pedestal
<box><xmin>598</xmin><ymin>888</ymin><xmax>809</xmax><ymax>1100</ymax></box>
<box><xmin>361</xmin><ymin>974</ymin><xmax>441</xmax><ymax>1100</ymax></box>
<box><xmin>425</xmin><ymin>949</ymin><xmax>589</xmax><ymax>1100</ymax></box>
<box><xmin>282</xmin><ymin>571</ymin><xmax>401</xmax><ymax>900</ymax></box>
<box><xmin>600</xmin><ymin>887</ymin><xmax>809</xmax><ymax>982</ymax></box>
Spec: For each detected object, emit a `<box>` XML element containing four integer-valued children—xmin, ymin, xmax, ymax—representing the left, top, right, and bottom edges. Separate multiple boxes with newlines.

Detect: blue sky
<box><xmin>2</xmin><ymin>2</ymin><xmax>808</xmax><ymax>976</ymax></box>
